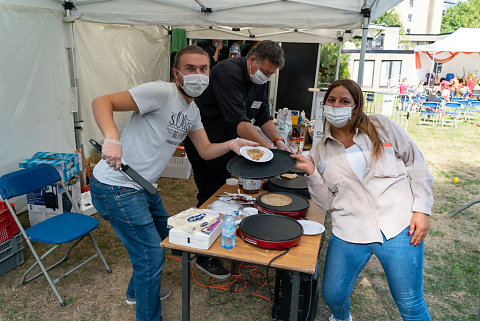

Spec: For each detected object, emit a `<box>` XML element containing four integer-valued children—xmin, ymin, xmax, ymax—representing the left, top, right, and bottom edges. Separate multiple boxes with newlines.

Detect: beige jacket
<box><xmin>306</xmin><ymin>114</ymin><xmax>434</xmax><ymax>243</ymax></box>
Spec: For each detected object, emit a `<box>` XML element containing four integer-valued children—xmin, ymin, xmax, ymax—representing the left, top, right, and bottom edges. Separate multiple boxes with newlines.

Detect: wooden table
<box><xmin>161</xmin><ymin>184</ymin><xmax>325</xmax><ymax>321</ymax></box>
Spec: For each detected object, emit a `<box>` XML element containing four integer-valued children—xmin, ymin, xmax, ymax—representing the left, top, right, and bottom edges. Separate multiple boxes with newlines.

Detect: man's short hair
<box><xmin>174</xmin><ymin>45</ymin><xmax>209</xmax><ymax>69</ymax></box>
<box><xmin>246</xmin><ymin>40</ymin><xmax>285</xmax><ymax>69</ymax></box>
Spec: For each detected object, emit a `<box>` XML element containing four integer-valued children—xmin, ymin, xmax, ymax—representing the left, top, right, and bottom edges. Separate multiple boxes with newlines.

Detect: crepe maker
<box><xmin>236</xmin><ymin>214</ymin><xmax>303</xmax><ymax>250</ymax></box>
<box><xmin>265</xmin><ymin>174</ymin><xmax>311</xmax><ymax>199</ymax></box>
<box><xmin>254</xmin><ymin>192</ymin><xmax>310</xmax><ymax>220</ymax></box>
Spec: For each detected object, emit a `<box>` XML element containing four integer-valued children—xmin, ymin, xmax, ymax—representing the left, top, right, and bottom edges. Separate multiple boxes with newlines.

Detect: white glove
<box><xmin>229</xmin><ymin>138</ymin><xmax>259</xmax><ymax>155</ymax></box>
<box><xmin>102</xmin><ymin>139</ymin><xmax>122</xmax><ymax>170</ymax></box>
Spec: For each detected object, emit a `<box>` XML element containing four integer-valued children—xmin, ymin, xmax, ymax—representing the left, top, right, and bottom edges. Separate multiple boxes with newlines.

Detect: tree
<box><xmin>441</xmin><ymin>0</ymin><xmax>480</xmax><ymax>33</ymax></box>
<box><xmin>318</xmin><ymin>43</ymin><xmax>350</xmax><ymax>87</ymax></box>
<box><xmin>372</xmin><ymin>9</ymin><xmax>404</xmax><ymax>35</ymax></box>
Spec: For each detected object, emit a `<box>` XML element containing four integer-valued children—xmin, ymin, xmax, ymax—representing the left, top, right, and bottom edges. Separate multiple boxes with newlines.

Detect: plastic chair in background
<box><xmin>442</xmin><ymin>102</ymin><xmax>461</xmax><ymax>128</ymax></box>
<box><xmin>467</xmin><ymin>101</ymin><xmax>480</xmax><ymax>121</ymax></box>
<box><xmin>0</xmin><ymin>164</ymin><xmax>111</xmax><ymax>306</ymax></box>
<box><xmin>419</xmin><ymin>102</ymin><xmax>439</xmax><ymax>127</ymax></box>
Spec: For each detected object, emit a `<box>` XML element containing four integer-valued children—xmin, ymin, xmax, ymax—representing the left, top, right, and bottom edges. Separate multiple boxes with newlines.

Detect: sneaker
<box><xmin>195</xmin><ymin>256</ymin><xmax>230</xmax><ymax>279</ymax></box>
<box><xmin>125</xmin><ymin>287</ymin><xmax>172</xmax><ymax>305</ymax></box>
<box><xmin>328</xmin><ymin>314</ymin><xmax>352</xmax><ymax>321</ymax></box>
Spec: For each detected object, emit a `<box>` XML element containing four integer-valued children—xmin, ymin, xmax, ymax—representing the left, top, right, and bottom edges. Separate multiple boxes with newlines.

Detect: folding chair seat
<box><xmin>0</xmin><ymin>164</ymin><xmax>111</xmax><ymax>307</ymax></box>
<box><xmin>419</xmin><ymin>102</ymin><xmax>438</xmax><ymax>127</ymax></box>
<box><xmin>442</xmin><ymin>102</ymin><xmax>460</xmax><ymax>128</ymax></box>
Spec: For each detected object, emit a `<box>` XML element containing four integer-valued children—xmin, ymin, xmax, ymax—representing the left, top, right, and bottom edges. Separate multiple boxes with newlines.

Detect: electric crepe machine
<box><xmin>254</xmin><ymin>192</ymin><xmax>310</xmax><ymax>220</ymax></box>
<box><xmin>236</xmin><ymin>214</ymin><xmax>303</xmax><ymax>250</ymax></box>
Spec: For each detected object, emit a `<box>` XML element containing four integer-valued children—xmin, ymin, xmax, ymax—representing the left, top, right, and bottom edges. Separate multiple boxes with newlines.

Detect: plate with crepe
<box><xmin>240</xmin><ymin>146</ymin><xmax>273</xmax><ymax>163</ymax></box>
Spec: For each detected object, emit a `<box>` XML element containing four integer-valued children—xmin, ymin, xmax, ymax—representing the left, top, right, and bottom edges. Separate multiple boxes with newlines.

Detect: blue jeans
<box><xmin>90</xmin><ymin>177</ymin><xmax>168</xmax><ymax>321</ymax></box>
<box><xmin>322</xmin><ymin>227</ymin><xmax>431</xmax><ymax>321</ymax></box>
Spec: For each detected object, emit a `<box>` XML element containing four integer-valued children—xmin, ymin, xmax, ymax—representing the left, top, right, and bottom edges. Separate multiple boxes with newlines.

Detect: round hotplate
<box><xmin>239</xmin><ymin>214</ymin><xmax>303</xmax><ymax>242</ymax></box>
<box><xmin>256</xmin><ymin>192</ymin><xmax>310</xmax><ymax>213</ymax></box>
<box><xmin>226</xmin><ymin>149</ymin><xmax>297</xmax><ymax>179</ymax></box>
<box><xmin>269</xmin><ymin>174</ymin><xmax>308</xmax><ymax>190</ymax></box>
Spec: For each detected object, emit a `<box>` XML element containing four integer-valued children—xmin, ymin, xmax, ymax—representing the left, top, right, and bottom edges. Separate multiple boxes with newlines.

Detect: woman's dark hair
<box><xmin>246</xmin><ymin>40</ymin><xmax>285</xmax><ymax>69</ymax></box>
<box><xmin>173</xmin><ymin>45</ymin><xmax>209</xmax><ymax>69</ymax></box>
<box><xmin>323</xmin><ymin>79</ymin><xmax>384</xmax><ymax>160</ymax></box>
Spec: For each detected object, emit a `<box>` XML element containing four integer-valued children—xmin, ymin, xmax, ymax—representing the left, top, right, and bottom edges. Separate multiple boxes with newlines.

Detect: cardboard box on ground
<box><xmin>27</xmin><ymin>175</ymin><xmax>81</xmax><ymax>226</ymax></box>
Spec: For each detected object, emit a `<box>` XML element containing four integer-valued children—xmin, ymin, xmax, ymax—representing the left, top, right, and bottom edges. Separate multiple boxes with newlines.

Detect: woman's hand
<box><xmin>102</xmin><ymin>139</ymin><xmax>122</xmax><ymax>170</ymax></box>
<box><xmin>229</xmin><ymin>138</ymin><xmax>259</xmax><ymax>155</ymax></box>
<box><xmin>408</xmin><ymin>212</ymin><xmax>430</xmax><ymax>246</ymax></box>
<box><xmin>290</xmin><ymin>154</ymin><xmax>315</xmax><ymax>176</ymax></box>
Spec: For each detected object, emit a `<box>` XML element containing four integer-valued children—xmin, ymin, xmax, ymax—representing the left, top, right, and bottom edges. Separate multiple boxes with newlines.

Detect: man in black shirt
<box><xmin>184</xmin><ymin>40</ymin><xmax>290</xmax><ymax>279</ymax></box>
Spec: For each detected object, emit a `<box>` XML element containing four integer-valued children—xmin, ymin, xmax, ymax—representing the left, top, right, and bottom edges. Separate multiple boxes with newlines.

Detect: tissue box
<box><xmin>19</xmin><ymin>152</ymin><xmax>80</xmax><ymax>182</ymax></box>
<box><xmin>169</xmin><ymin>218</ymin><xmax>222</xmax><ymax>250</ymax></box>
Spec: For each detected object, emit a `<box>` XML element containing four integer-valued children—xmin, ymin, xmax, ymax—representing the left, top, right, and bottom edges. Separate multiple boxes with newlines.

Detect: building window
<box><xmin>380</xmin><ymin>60</ymin><xmax>402</xmax><ymax>87</ymax></box>
<box><xmin>406</xmin><ymin>28</ymin><xmax>411</xmax><ymax>34</ymax></box>
<box><xmin>353</xmin><ymin>60</ymin><xmax>375</xmax><ymax>87</ymax></box>
<box><xmin>408</xmin><ymin>14</ymin><xmax>412</xmax><ymax>22</ymax></box>
<box><xmin>409</xmin><ymin>0</ymin><xmax>414</xmax><ymax>7</ymax></box>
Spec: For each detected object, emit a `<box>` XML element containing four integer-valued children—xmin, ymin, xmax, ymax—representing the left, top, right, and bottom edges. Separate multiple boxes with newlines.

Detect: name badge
<box><xmin>250</xmin><ymin>101</ymin><xmax>262</xmax><ymax>109</ymax></box>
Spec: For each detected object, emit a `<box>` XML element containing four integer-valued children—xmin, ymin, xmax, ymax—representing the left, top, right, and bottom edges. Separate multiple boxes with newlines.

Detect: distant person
<box><xmin>229</xmin><ymin>40</ymin><xmax>243</xmax><ymax>59</ymax></box>
<box><xmin>204</xmin><ymin>39</ymin><xmax>223</xmax><ymax>67</ymax></box>
<box><xmin>399</xmin><ymin>78</ymin><xmax>409</xmax><ymax>95</ymax></box>
<box><xmin>292</xmin><ymin>79</ymin><xmax>433</xmax><ymax>321</ymax></box>
<box><xmin>466</xmin><ymin>75</ymin><xmax>476</xmax><ymax>97</ymax></box>
<box><xmin>426</xmin><ymin>87</ymin><xmax>441</xmax><ymax>103</ymax></box>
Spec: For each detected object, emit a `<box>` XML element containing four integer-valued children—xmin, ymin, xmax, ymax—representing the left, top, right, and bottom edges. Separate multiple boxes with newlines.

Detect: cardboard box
<box><xmin>160</xmin><ymin>155</ymin><xmax>192</xmax><ymax>179</ymax></box>
<box><xmin>19</xmin><ymin>152</ymin><xmax>80</xmax><ymax>182</ymax></box>
<box><xmin>168</xmin><ymin>218</ymin><xmax>222</xmax><ymax>250</ymax></box>
<box><xmin>27</xmin><ymin>177</ymin><xmax>81</xmax><ymax>226</ymax></box>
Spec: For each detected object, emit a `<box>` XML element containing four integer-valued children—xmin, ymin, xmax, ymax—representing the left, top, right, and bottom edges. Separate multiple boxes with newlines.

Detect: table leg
<box><xmin>289</xmin><ymin>271</ymin><xmax>300</xmax><ymax>321</ymax></box>
<box><xmin>182</xmin><ymin>251</ymin><xmax>190</xmax><ymax>321</ymax></box>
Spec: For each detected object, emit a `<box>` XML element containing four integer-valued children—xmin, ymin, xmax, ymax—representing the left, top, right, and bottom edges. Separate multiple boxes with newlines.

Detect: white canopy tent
<box><xmin>414</xmin><ymin>28</ymin><xmax>480</xmax><ymax>85</ymax></box>
<box><xmin>1</xmin><ymin>0</ymin><xmax>401</xmax><ymax>210</ymax></box>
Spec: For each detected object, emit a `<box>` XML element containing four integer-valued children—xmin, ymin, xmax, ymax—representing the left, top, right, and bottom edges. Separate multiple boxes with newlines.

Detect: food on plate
<box><xmin>261</xmin><ymin>193</ymin><xmax>293</xmax><ymax>207</ymax></box>
<box><xmin>246</xmin><ymin>148</ymin><xmax>265</xmax><ymax>161</ymax></box>
<box><xmin>280</xmin><ymin>173</ymin><xmax>298</xmax><ymax>180</ymax></box>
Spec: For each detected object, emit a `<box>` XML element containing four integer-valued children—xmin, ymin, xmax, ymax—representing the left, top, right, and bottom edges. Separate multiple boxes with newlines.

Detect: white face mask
<box><xmin>177</xmin><ymin>71</ymin><xmax>209</xmax><ymax>97</ymax></box>
<box><xmin>323</xmin><ymin>104</ymin><xmax>356</xmax><ymax>128</ymax></box>
<box><xmin>249</xmin><ymin>60</ymin><xmax>269</xmax><ymax>85</ymax></box>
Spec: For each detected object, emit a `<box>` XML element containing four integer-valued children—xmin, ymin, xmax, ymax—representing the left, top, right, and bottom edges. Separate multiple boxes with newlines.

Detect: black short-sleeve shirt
<box><xmin>195</xmin><ymin>57</ymin><xmax>273</xmax><ymax>143</ymax></box>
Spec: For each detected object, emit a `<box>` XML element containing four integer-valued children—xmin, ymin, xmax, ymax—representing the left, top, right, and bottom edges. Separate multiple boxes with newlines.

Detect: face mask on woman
<box><xmin>177</xmin><ymin>71</ymin><xmax>209</xmax><ymax>97</ymax></box>
<box><xmin>323</xmin><ymin>104</ymin><xmax>356</xmax><ymax>128</ymax></box>
<box><xmin>249</xmin><ymin>61</ymin><xmax>269</xmax><ymax>85</ymax></box>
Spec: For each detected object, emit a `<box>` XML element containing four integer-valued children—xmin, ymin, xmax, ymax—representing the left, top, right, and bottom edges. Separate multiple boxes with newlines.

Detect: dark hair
<box><xmin>173</xmin><ymin>45</ymin><xmax>209</xmax><ymax>69</ymax></box>
<box><xmin>246</xmin><ymin>40</ymin><xmax>285</xmax><ymax>69</ymax></box>
<box><xmin>323</xmin><ymin>79</ymin><xmax>384</xmax><ymax>160</ymax></box>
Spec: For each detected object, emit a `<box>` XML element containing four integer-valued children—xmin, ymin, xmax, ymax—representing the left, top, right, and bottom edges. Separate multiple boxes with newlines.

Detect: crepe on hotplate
<box><xmin>261</xmin><ymin>193</ymin><xmax>293</xmax><ymax>207</ymax></box>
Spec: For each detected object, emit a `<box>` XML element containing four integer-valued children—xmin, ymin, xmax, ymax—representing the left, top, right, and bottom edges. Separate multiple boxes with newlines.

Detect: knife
<box><xmin>89</xmin><ymin>139</ymin><xmax>157</xmax><ymax>195</ymax></box>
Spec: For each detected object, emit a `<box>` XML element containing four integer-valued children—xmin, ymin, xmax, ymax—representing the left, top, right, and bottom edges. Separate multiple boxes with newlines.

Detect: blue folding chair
<box><xmin>442</xmin><ymin>102</ymin><xmax>461</xmax><ymax>127</ymax></box>
<box><xmin>419</xmin><ymin>102</ymin><xmax>439</xmax><ymax>127</ymax></box>
<box><xmin>0</xmin><ymin>164</ymin><xmax>111</xmax><ymax>306</ymax></box>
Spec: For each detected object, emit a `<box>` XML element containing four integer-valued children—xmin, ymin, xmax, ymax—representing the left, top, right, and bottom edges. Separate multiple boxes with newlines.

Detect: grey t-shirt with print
<box><xmin>93</xmin><ymin>81</ymin><xmax>204</xmax><ymax>189</ymax></box>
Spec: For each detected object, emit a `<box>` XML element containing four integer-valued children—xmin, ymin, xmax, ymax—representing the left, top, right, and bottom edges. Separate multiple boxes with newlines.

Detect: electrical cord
<box><xmin>266</xmin><ymin>248</ymin><xmax>291</xmax><ymax>301</ymax></box>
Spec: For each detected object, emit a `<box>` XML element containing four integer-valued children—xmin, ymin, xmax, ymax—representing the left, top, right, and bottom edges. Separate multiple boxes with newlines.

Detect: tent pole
<box><xmin>357</xmin><ymin>8</ymin><xmax>371</xmax><ymax>87</ymax></box>
<box><xmin>334</xmin><ymin>37</ymin><xmax>343</xmax><ymax>80</ymax></box>
<box><xmin>429</xmin><ymin>51</ymin><xmax>436</xmax><ymax>88</ymax></box>
<box><xmin>65</xmin><ymin>2</ymin><xmax>87</xmax><ymax>188</ymax></box>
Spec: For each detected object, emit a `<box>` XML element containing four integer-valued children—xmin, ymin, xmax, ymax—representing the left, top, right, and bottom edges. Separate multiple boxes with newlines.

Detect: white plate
<box><xmin>240</xmin><ymin>146</ymin><xmax>274</xmax><ymax>163</ymax></box>
<box><xmin>297</xmin><ymin>220</ymin><xmax>325</xmax><ymax>235</ymax></box>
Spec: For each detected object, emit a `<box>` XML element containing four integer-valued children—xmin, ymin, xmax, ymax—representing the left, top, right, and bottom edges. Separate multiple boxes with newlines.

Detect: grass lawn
<box><xmin>0</xmin><ymin>112</ymin><xmax>478</xmax><ymax>320</ymax></box>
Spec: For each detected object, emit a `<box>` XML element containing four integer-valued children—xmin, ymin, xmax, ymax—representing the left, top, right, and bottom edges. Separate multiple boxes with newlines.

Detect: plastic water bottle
<box><xmin>221</xmin><ymin>212</ymin><xmax>236</xmax><ymax>249</ymax></box>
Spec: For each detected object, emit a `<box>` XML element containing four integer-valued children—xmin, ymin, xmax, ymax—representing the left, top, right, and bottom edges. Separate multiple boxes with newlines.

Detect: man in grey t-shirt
<box><xmin>90</xmin><ymin>45</ymin><xmax>256</xmax><ymax>321</ymax></box>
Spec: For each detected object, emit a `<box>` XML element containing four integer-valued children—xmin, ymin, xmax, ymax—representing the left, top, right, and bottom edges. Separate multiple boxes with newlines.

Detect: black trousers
<box><xmin>184</xmin><ymin>137</ymin><xmax>235</xmax><ymax>207</ymax></box>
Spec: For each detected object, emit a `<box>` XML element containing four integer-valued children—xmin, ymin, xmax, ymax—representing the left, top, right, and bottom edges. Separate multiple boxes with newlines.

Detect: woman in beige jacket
<box><xmin>292</xmin><ymin>79</ymin><xmax>433</xmax><ymax>321</ymax></box>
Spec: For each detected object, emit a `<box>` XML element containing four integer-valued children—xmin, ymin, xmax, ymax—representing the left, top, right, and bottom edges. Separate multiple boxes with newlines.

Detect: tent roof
<box><xmin>61</xmin><ymin>0</ymin><xmax>401</xmax><ymax>43</ymax></box>
<box><xmin>414</xmin><ymin>28</ymin><xmax>480</xmax><ymax>53</ymax></box>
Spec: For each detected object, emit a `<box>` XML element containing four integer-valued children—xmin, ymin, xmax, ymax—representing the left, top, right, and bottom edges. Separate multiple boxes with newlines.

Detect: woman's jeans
<box><xmin>90</xmin><ymin>177</ymin><xmax>168</xmax><ymax>321</ymax></box>
<box><xmin>322</xmin><ymin>227</ymin><xmax>431</xmax><ymax>321</ymax></box>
